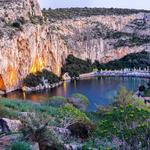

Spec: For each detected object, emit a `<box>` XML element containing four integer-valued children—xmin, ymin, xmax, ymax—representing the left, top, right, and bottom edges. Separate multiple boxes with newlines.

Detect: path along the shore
<box><xmin>80</xmin><ymin>70</ymin><xmax>150</xmax><ymax>79</ymax></box>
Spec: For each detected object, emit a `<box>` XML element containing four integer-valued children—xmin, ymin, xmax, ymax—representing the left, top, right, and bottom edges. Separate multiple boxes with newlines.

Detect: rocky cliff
<box><xmin>0</xmin><ymin>0</ymin><xmax>150</xmax><ymax>92</ymax></box>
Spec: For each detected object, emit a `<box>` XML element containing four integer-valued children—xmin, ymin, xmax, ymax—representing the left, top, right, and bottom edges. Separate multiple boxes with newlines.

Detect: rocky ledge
<box><xmin>22</xmin><ymin>81</ymin><xmax>63</xmax><ymax>92</ymax></box>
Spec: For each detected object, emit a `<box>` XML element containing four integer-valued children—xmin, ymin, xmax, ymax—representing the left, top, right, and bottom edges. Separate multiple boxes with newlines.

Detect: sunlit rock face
<box><xmin>0</xmin><ymin>24</ymin><xmax>66</xmax><ymax>92</ymax></box>
<box><xmin>0</xmin><ymin>0</ymin><xmax>150</xmax><ymax>92</ymax></box>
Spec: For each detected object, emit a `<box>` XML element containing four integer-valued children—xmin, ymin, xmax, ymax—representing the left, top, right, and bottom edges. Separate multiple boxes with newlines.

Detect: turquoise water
<box><xmin>6</xmin><ymin>77</ymin><xmax>148</xmax><ymax>111</ymax></box>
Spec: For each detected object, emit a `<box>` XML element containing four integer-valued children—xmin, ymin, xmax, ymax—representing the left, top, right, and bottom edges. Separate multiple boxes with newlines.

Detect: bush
<box><xmin>0</xmin><ymin>104</ymin><xmax>5</xmax><ymax>117</ymax></box>
<box><xmin>71</xmin><ymin>93</ymin><xmax>89</xmax><ymax>105</ymax></box>
<box><xmin>62</xmin><ymin>55</ymin><xmax>93</xmax><ymax>77</ymax></box>
<box><xmin>22</xmin><ymin>113</ymin><xmax>63</xmax><ymax>150</ymax></box>
<box><xmin>23</xmin><ymin>73</ymin><xmax>41</xmax><ymax>87</ymax></box>
<box><xmin>37</xmin><ymin>69</ymin><xmax>60</xmax><ymax>84</ymax></box>
<box><xmin>144</xmin><ymin>89</ymin><xmax>150</xmax><ymax>97</ymax></box>
<box><xmin>139</xmin><ymin>85</ymin><xmax>146</xmax><ymax>92</ymax></box>
<box><xmin>11</xmin><ymin>142</ymin><xmax>31</xmax><ymax>150</ymax></box>
<box><xmin>47</xmin><ymin>96</ymin><xmax>68</xmax><ymax>107</ymax></box>
<box><xmin>68</xmin><ymin>122</ymin><xmax>93</xmax><ymax>139</ymax></box>
<box><xmin>68</xmin><ymin>93</ymin><xmax>89</xmax><ymax>111</ymax></box>
<box><xmin>96</xmin><ymin>51</ymin><xmax>150</xmax><ymax>70</ymax></box>
<box><xmin>147</xmin><ymin>81</ymin><xmax>150</xmax><ymax>88</ymax></box>
<box><xmin>11</xmin><ymin>21</ymin><xmax>21</xmax><ymax>28</ymax></box>
<box><xmin>23</xmin><ymin>69</ymin><xmax>60</xmax><ymax>87</ymax></box>
<box><xmin>113</xmin><ymin>86</ymin><xmax>133</xmax><ymax>107</ymax></box>
<box><xmin>30</xmin><ymin>16</ymin><xmax>44</xmax><ymax>25</ymax></box>
<box><xmin>94</xmin><ymin>104</ymin><xmax>150</xmax><ymax>149</ymax></box>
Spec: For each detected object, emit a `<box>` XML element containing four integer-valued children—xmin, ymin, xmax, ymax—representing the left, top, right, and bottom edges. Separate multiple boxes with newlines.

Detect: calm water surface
<box><xmin>5</xmin><ymin>77</ymin><xmax>148</xmax><ymax>111</ymax></box>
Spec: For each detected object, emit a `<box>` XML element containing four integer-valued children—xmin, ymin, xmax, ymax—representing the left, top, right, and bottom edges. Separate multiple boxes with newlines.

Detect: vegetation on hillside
<box><xmin>85</xmin><ymin>23</ymin><xmax>150</xmax><ymax>47</ymax></box>
<box><xmin>23</xmin><ymin>69</ymin><xmax>60</xmax><ymax>87</ymax></box>
<box><xmin>93</xmin><ymin>51</ymin><xmax>150</xmax><ymax>70</ymax></box>
<box><xmin>42</xmin><ymin>7</ymin><xmax>150</xmax><ymax>22</ymax></box>
<box><xmin>61</xmin><ymin>54</ymin><xmax>93</xmax><ymax>77</ymax></box>
<box><xmin>114</xmin><ymin>34</ymin><xmax>150</xmax><ymax>48</ymax></box>
<box><xmin>62</xmin><ymin>51</ymin><xmax>150</xmax><ymax>78</ymax></box>
<box><xmin>0</xmin><ymin>87</ymin><xmax>150</xmax><ymax>149</ymax></box>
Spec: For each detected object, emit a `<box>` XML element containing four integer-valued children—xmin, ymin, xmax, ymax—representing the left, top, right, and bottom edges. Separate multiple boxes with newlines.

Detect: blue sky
<box><xmin>39</xmin><ymin>0</ymin><xmax>150</xmax><ymax>10</ymax></box>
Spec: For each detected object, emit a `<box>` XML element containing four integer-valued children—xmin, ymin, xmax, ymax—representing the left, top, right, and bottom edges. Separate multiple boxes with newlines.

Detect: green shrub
<box><xmin>147</xmin><ymin>81</ymin><xmax>150</xmax><ymax>88</ymax></box>
<box><xmin>71</xmin><ymin>93</ymin><xmax>89</xmax><ymax>105</ymax></box>
<box><xmin>37</xmin><ymin>69</ymin><xmax>60</xmax><ymax>84</ymax></box>
<box><xmin>30</xmin><ymin>16</ymin><xmax>44</xmax><ymax>25</ymax></box>
<box><xmin>0</xmin><ymin>104</ymin><xmax>5</xmax><ymax>117</ymax></box>
<box><xmin>144</xmin><ymin>89</ymin><xmax>150</xmax><ymax>97</ymax></box>
<box><xmin>47</xmin><ymin>96</ymin><xmax>68</xmax><ymax>107</ymax></box>
<box><xmin>11</xmin><ymin>21</ymin><xmax>21</xmax><ymax>28</ymax></box>
<box><xmin>22</xmin><ymin>113</ymin><xmax>63</xmax><ymax>150</ymax></box>
<box><xmin>11</xmin><ymin>142</ymin><xmax>31</xmax><ymax>150</ymax></box>
<box><xmin>59</xmin><ymin>105</ymin><xmax>92</xmax><ymax>127</ymax></box>
<box><xmin>139</xmin><ymin>85</ymin><xmax>146</xmax><ymax>92</ymax></box>
<box><xmin>68</xmin><ymin>93</ymin><xmax>89</xmax><ymax>111</ymax></box>
<box><xmin>62</xmin><ymin>55</ymin><xmax>93</xmax><ymax>77</ymax></box>
<box><xmin>95</xmin><ymin>51</ymin><xmax>150</xmax><ymax>70</ymax></box>
<box><xmin>82</xmin><ymin>139</ymin><xmax>117</xmax><ymax>150</ymax></box>
<box><xmin>113</xmin><ymin>86</ymin><xmax>133</xmax><ymax>107</ymax></box>
<box><xmin>23</xmin><ymin>73</ymin><xmax>41</xmax><ymax>87</ymax></box>
<box><xmin>23</xmin><ymin>69</ymin><xmax>60</xmax><ymax>87</ymax></box>
<box><xmin>60</xmin><ymin>105</ymin><xmax>94</xmax><ymax>138</ymax></box>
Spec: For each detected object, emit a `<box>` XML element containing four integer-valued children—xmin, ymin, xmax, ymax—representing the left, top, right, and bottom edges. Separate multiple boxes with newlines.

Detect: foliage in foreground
<box><xmin>94</xmin><ymin>86</ymin><xmax>150</xmax><ymax>149</ymax></box>
<box><xmin>47</xmin><ymin>96</ymin><xmax>68</xmax><ymax>107</ymax></box>
<box><xmin>11</xmin><ymin>142</ymin><xmax>31</xmax><ymax>150</ymax></box>
<box><xmin>0</xmin><ymin>87</ymin><xmax>150</xmax><ymax>149</ymax></box>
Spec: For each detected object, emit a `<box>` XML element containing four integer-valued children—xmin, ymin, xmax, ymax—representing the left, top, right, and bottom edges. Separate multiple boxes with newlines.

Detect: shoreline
<box><xmin>79</xmin><ymin>70</ymin><xmax>150</xmax><ymax>79</ymax></box>
<box><xmin>22</xmin><ymin>81</ymin><xmax>63</xmax><ymax>92</ymax></box>
<box><xmin>1</xmin><ymin>70</ymin><xmax>150</xmax><ymax>95</ymax></box>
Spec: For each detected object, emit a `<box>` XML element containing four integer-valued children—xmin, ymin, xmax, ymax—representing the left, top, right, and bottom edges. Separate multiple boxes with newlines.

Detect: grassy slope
<box><xmin>0</xmin><ymin>93</ymin><xmax>150</xmax><ymax>149</ymax></box>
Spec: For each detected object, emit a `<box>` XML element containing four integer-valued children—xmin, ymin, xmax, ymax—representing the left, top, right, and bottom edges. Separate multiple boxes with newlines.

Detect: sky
<box><xmin>39</xmin><ymin>0</ymin><xmax>150</xmax><ymax>10</ymax></box>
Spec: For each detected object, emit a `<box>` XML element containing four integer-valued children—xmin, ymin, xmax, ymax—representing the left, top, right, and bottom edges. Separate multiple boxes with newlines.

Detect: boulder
<box><xmin>0</xmin><ymin>133</ymin><xmax>23</xmax><ymax>150</ymax></box>
<box><xmin>0</xmin><ymin>118</ymin><xmax>22</xmax><ymax>133</ymax></box>
<box><xmin>30</xmin><ymin>142</ymin><xmax>40</xmax><ymax>150</ymax></box>
<box><xmin>51</xmin><ymin>126</ymin><xmax>71</xmax><ymax>137</ymax></box>
<box><xmin>64</xmin><ymin>143</ymin><xmax>82</xmax><ymax>150</ymax></box>
<box><xmin>62</xmin><ymin>73</ymin><xmax>71</xmax><ymax>81</ymax></box>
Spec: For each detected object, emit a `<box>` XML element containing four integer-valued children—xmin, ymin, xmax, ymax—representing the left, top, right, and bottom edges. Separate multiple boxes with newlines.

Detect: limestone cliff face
<box><xmin>0</xmin><ymin>0</ymin><xmax>42</xmax><ymax>24</ymax></box>
<box><xmin>50</xmin><ymin>13</ymin><xmax>150</xmax><ymax>62</ymax></box>
<box><xmin>0</xmin><ymin>24</ymin><xmax>67</xmax><ymax>92</ymax></box>
<box><xmin>0</xmin><ymin>0</ymin><xmax>150</xmax><ymax>92</ymax></box>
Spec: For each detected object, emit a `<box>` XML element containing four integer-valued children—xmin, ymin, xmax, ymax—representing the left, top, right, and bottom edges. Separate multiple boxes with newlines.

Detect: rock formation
<box><xmin>0</xmin><ymin>0</ymin><xmax>150</xmax><ymax>92</ymax></box>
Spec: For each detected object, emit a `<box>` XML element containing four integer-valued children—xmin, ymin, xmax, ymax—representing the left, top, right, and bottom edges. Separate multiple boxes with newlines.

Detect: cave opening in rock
<box><xmin>0</xmin><ymin>75</ymin><xmax>6</xmax><ymax>91</ymax></box>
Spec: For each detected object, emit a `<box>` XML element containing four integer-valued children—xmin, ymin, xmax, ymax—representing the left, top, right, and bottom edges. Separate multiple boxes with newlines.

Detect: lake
<box><xmin>5</xmin><ymin>77</ymin><xmax>149</xmax><ymax>111</ymax></box>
